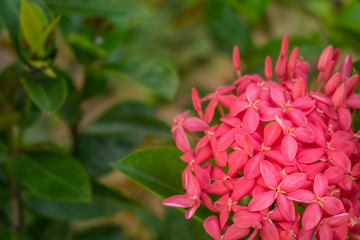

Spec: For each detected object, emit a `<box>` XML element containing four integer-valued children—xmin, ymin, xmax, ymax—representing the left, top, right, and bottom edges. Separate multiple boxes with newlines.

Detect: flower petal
<box><xmin>280</xmin><ymin>173</ymin><xmax>307</xmax><ymax>192</ymax></box>
<box><xmin>318</xmin><ymin>222</ymin><xmax>332</xmax><ymax>240</ymax></box>
<box><xmin>322</xmin><ymin>197</ymin><xmax>345</xmax><ymax>215</ymax></box>
<box><xmin>203</xmin><ymin>216</ymin><xmax>222</xmax><ymax>240</ymax></box>
<box><xmin>263</xmin><ymin>122</ymin><xmax>282</xmax><ymax>147</ymax></box>
<box><xmin>248</xmin><ymin>190</ymin><xmax>276</xmax><ymax>211</ymax></box>
<box><xmin>243</xmin><ymin>107</ymin><xmax>260</xmax><ymax>134</ymax></box>
<box><xmin>277</xmin><ymin>193</ymin><xmax>295</xmax><ymax>222</ymax></box>
<box><xmin>244</xmin><ymin>152</ymin><xmax>264</xmax><ymax>179</ymax></box>
<box><xmin>260</xmin><ymin>160</ymin><xmax>280</xmax><ymax>187</ymax></box>
<box><xmin>313</xmin><ymin>173</ymin><xmax>328</xmax><ymax>197</ymax></box>
<box><xmin>297</xmin><ymin>148</ymin><xmax>325</xmax><ymax>164</ymax></box>
<box><xmin>302</xmin><ymin>202</ymin><xmax>322</xmax><ymax>230</ymax></box>
<box><xmin>233</xmin><ymin>210</ymin><xmax>262</xmax><ymax>228</ymax></box>
<box><xmin>222</xmin><ymin>224</ymin><xmax>250</xmax><ymax>240</ymax></box>
<box><xmin>286</xmin><ymin>189</ymin><xmax>315</xmax><ymax>203</ymax></box>
<box><xmin>162</xmin><ymin>195</ymin><xmax>193</xmax><ymax>208</ymax></box>
<box><xmin>281</xmin><ymin>134</ymin><xmax>298</xmax><ymax>162</ymax></box>
<box><xmin>260</xmin><ymin>220</ymin><xmax>279</xmax><ymax>240</ymax></box>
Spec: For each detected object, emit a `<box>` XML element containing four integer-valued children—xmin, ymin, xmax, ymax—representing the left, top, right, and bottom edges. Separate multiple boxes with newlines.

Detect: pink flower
<box><xmin>163</xmin><ymin>34</ymin><xmax>360</xmax><ymax>240</ymax></box>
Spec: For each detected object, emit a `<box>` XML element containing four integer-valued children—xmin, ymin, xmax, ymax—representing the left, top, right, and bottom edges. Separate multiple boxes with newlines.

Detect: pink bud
<box><xmin>233</xmin><ymin>46</ymin><xmax>241</xmax><ymax>70</ymax></box>
<box><xmin>280</xmin><ymin>34</ymin><xmax>289</xmax><ymax>55</ymax></box>
<box><xmin>288</xmin><ymin>46</ymin><xmax>299</xmax><ymax>72</ymax></box>
<box><xmin>322</xmin><ymin>60</ymin><xmax>335</xmax><ymax>82</ymax></box>
<box><xmin>332</xmin><ymin>48</ymin><xmax>340</xmax><ymax>64</ymax></box>
<box><xmin>265</xmin><ymin>56</ymin><xmax>273</xmax><ymax>81</ymax></box>
<box><xmin>275</xmin><ymin>52</ymin><xmax>287</xmax><ymax>79</ymax></box>
<box><xmin>332</xmin><ymin>83</ymin><xmax>346</xmax><ymax>109</ymax></box>
<box><xmin>344</xmin><ymin>75</ymin><xmax>359</xmax><ymax>96</ymax></box>
<box><xmin>317</xmin><ymin>45</ymin><xmax>333</xmax><ymax>72</ymax></box>
<box><xmin>292</xmin><ymin>77</ymin><xmax>306</xmax><ymax>99</ymax></box>
<box><xmin>191</xmin><ymin>88</ymin><xmax>202</xmax><ymax>112</ymax></box>
<box><xmin>339</xmin><ymin>54</ymin><xmax>352</xmax><ymax>81</ymax></box>
<box><xmin>324</xmin><ymin>72</ymin><xmax>340</xmax><ymax>96</ymax></box>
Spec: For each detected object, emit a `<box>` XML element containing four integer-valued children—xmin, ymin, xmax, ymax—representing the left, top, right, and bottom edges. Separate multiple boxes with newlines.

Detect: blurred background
<box><xmin>0</xmin><ymin>0</ymin><xmax>359</xmax><ymax>239</ymax></box>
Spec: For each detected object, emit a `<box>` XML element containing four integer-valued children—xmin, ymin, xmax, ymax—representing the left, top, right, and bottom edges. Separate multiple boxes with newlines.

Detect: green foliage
<box><xmin>105</xmin><ymin>58</ymin><xmax>179</xmax><ymax>101</ymax></box>
<box><xmin>24</xmin><ymin>181</ymin><xmax>136</xmax><ymax>221</ymax></box>
<box><xmin>0</xmin><ymin>0</ymin><xmax>359</xmax><ymax>239</ymax></box>
<box><xmin>44</xmin><ymin>0</ymin><xmax>138</xmax><ymax>17</ymax></box>
<box><xmin>205</xmin><ymin>0</ymin><xmax>252</xmax><ymax>53</ymax></box>
<box><xmin>22</xmin><ymin>73</ymin><xmax>67</xmax><ymax>113</ymax></box>
<box><xmin>8</xmin><ymin>152</ymin><xmax>91</xmax><ymax>201</ymax></box>
<box><xmin>113</xmin><ymin>147</ymin><xmax>185</xmax><ymax>198</ymax></box>
<box><xmin>73</xmin><ymin>225</ymin><xmax>128</xmax><ymax>240</ymax></box>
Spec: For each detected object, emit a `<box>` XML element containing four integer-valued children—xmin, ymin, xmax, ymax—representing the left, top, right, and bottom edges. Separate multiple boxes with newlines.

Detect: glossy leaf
<box><xmin>7</xmin><ymin>152</ymin><xmax>91</xmax><ymax>202</ymax></box>
<box><xmin>23</xmin><ymin>181</ymin><xmax>136</xmax><ymax>221</ymax></box>
<box><xmin>44</xmin><ymin>0</ymin><xmax>138</xmax><ymax>17</ymax></box>
<box><xmin>22</xmin><ymin>73</ymin><xmax>67</xmax><ymax>113</ymax></box>
<box><xmin>74</xmin><ymin>133</ymin><xmax>143</xmax><ymax>177</ymax></box>
<box><xmin>85</xmin><ymin>101</ymin><xmax>170</xmax><ymax>137</ymax></box>
<box><xmin>20</xmin><ymin>0</ymin><xmax>45</xmax><ymax>52</ymax></box>
<box><xmin>113</xmin><ymin>146</ymin><xmax>185</xmax><ymax>198</ymax></box>
<box><xmin>104</xmin><ymin>58</ymin><xmax>179</xmax><ymax>101</ymax></box>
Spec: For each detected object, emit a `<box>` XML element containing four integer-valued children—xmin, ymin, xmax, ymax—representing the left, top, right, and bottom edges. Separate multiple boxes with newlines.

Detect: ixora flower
<box><xmin>163</xmin><ymin>35</ymin><xmax>360</xmax><ymax>240</ymax></box>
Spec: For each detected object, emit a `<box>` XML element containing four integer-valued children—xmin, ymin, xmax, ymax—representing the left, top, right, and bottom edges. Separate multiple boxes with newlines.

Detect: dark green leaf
<box><xmin>82</xmin><ymin>70</ymin><xmax>108</xmax><ymax>99</ymax></box>
<box><xmin>112</xmin><ymin>146</ymin><xmax>185</xmax><ymax>199</ymax></box>
<box><xmin>104</xmin><ymin>58</ymin><xmax>179</xmax><ymax>101</ymax></box>
<box><xmin>67</xmin><ymin>33</ymin><xmax>107</xmax><ymax>63</ymax></box>
<box><xmin>24</xmin><ymin>181</ymin><xmax>136</xmax><ymax>221</ymax></box>
<box><xmin>0</xmin><ymin>0</ymin><xmax>22</xmax><ymax>58</ymax></box>
<box><xmin>44</xmin><ymin>0</ymin><xmax>138</xmax><ymax>17</ymax></box>
<box><xmin>0</xmin><ymin>224</ymin><xmax>11</xmax><ymax>240</ymax></box>
<box><xmin>112</xmin><ymin>146</ymin><xmax>212</xmax><ymax>221</ymax></box>
<box><xmin>74</xmin><ymin>134</ymin><xmax>143</xmax><ymax>177</ymax></box>
<box><xmin>22</xmin><ymin>73</ymin><xmax>67</xmax><ymax>113</ymax></box>
<box><xmin>7</xmin><ymin>152</ymin><xmax>91</xmax><ymax>202</ymax></box>
<box><xmin>85</xmin><ymin>101</ymin><xmax>170</xmax><ymax>137</ymax></box>
<box><xmin>73</xmin><ymin>225</ymin><xmax>128</xmax><ymax>240</ymax></box>
<box><xmin>205</xmin><ymin>0</ymin><xmax>252</xmax><ymax>53</ymax></box>
<box><xmin>57</xmin><ymin>69</ymin><xmax>82</xmax><ymax>127</ymax></box>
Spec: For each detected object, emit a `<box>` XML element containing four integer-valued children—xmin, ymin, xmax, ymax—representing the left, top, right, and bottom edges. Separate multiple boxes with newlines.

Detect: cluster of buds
<box><xmin>163</xmin><ymin>35</ymin><xmax>360</xmax><ymax>240</ymax></box>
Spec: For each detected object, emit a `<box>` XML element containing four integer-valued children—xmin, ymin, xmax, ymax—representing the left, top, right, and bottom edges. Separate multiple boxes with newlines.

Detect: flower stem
<box><xmin>10</xmin><ymin>178</ymin><xmax>21</xmax><ymax>232</ymax></box>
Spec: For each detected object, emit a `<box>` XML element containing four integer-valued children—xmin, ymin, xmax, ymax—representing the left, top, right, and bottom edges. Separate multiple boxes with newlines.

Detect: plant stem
<box><xmin>10</xmin><ymin>178</ymin><xmax>21</xmax><ymax>232</ymax></box>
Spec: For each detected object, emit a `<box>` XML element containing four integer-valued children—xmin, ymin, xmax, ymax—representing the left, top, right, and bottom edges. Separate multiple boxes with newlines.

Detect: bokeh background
<box><xmin>0</xmin><ymin>0</ymin><xmax>360</xmax><ymax>239</ymax></box>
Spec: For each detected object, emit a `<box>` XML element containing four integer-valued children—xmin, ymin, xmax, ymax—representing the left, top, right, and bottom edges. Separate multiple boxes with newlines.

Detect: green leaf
<box><xmin>74</xmin><ymin>134</ymin><xmax>143</xmax><ymax>177</ymax></box>
<box><xmin>23</xmin><ymin>181</ymin><xmax>136</xmax><ymax>221</ymax></box>
<box><xmin>20</xmin><ymin>0</ymin><xmax>45</xmax><ymax>52</ymax></box>
<box><xmin>33</xmin><ymin>15</ymin><xmax>61</xmax><ymax>55</ymax></box>
<box><xmin>82</xmin><ymin>70</ymin><xmax>108</xmax><ymax>99</ymax></box>
<box><xmin>44</xmin><ymin>0</ymin><xmax>138</xmax><ymax>17</ymax></box>
<box><xmin>73</xmin><ymin>225</ymin><xmax>128</xmax><ymax>240</ymax></box>
<box><xmin>112</xmin><ymin>146</ymin><xmax>212</xmax><ymax>221</ymax></box>
<box><xmin>7</xmin><ymin>152</ymin><xmax>91</xmax><ymax>202</ymax></box>
<box><xmin>113</xmin><ymin>146</ymin><xmax>185</xmax><ymax>198</ymax></box>
<box><xmin>104</xmin><ymin>58</ymin><xmax>179</xmax><ymax>101</ymax></box>
<box><xmin>85</xmin><ymin>101</ymin><xmax>170</xmax><ymax>137</ymax></box>
<box><xmin>67</xmin><ymin>33</ymin><xmax>108</xmax><ymax>62</ymax></box>
<box><xmin>0</xmin><ymin>0</ymin><xmax>22</xmax><ymax>58</ymax></box>
<box><xmin>205</xmin><ymin>0</ymin><xmax>252</xmax><ymax>53</ymax></box>
<box><xmin>0</xmin><ymin>224</ymin><xmax>11</xmax><ymax>240</ymax></box>
<box><xmin>22</xmin><ymin>72</ymin><xmax>68</xmax><ymax>113</ymax></box>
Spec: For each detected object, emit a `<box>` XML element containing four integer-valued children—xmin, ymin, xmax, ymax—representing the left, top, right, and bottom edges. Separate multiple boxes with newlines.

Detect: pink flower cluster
<box><xmin>163</xmin><ymin>35</ymin><xmax>360</xmax><ymax>240</ymax></box>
